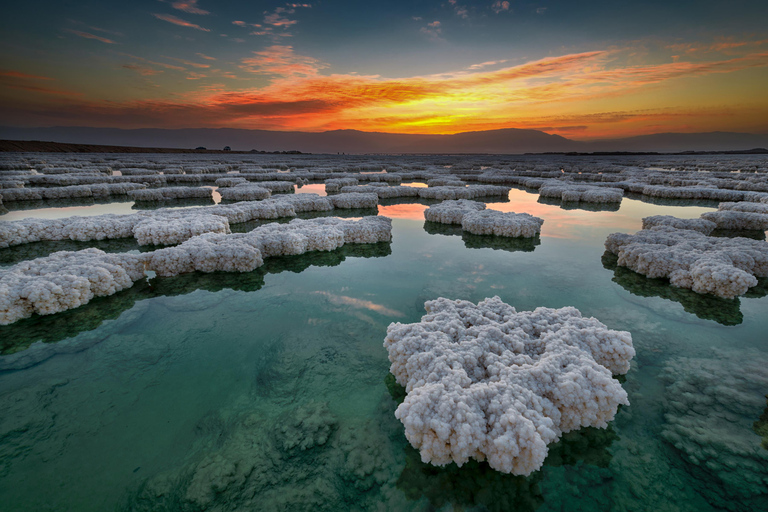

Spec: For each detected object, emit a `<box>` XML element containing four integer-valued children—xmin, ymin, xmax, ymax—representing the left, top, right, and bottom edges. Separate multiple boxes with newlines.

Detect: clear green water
<box><xmin>1</xmin><ymin>189</ymin><xmax>767</xmax><ymax>511</ymax></box>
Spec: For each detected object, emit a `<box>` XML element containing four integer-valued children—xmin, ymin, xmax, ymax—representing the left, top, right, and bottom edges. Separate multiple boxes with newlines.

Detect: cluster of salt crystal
<box><xmin>0</xmin><ymin>217</ymin><xmax>392</xmax><ymax>324</ymax></box>
<box><xmin>642</xmin><ymin>215</ymin><xmax>716</xmax><ymax>234</ymax></box>
<box><xmin>0</xmin><ymin>249</ymin><xmax>144</xmax><ymax>325</ymax></box>
<box><xmin>218</xmin><ymin>185</ymin><xmax>271</xmax><ymax>201</ymax></box>
<box><xmin>417</xmin><ymin>185</ymin><xmax>510</xmax><ymax>200</ymax></box>
<box><xmin>424</xmin><ymin>199</ymin><xmax>486</xmax><ymax>224</ymax></box>
<box><xmin>339</xmin><ymin>185</ymin><xmax>421</xmax><ymax>198</ymax></box>
<box><xmin>0</xmin><ymin>183</ymin><xmax>145</xmax><ymax>201</ymax></box>
<box><xmin>325</xmin><ymin>178</ymin><xmax>359</xmax><ymax>193</ymax></box>
<box><xmin>461</xmin><ymin>210</ymin><xmax>544</xmax><ymax>238</ymax></box>
<box><xmin>214</xmin><ymin>177</ymin><xmax>248</xmax><ymax>187</ymax></box>
<box><xmin>539</xmin><ymin>184</ymin><xmax>624</xmax><ymax>203</ymax></box>
<box><xmin>384</xmin><ymin>296</ymin><xmax>634</xmax><ymax>475</ymax></box>
<box><xmin>133</xmin><ymin>214</ymin><xmax>231</xmax><ymax>246</ymax></box>
<box><xmin>700</xmin><ymin>202</ymin><xmax>768</xmax><ymax>231</ymax></box>
<box><xmin>426</xmin><ymin>178</ymin><xmax>465</xmax><ymax>187</ymax></box>
<box><xmin>128</xmin><ymin>186</ymin><xmax>213</xmax><ymax>201</ymax></box>
<box><xmin>327</xmin><ymin>192</ymin><xmax>379</xmax><ymax>209</ymax></box>
<box><xmin>605</xmin><ymin>226</ymin><xmax>768</xmax><ymax>298</ymax></box>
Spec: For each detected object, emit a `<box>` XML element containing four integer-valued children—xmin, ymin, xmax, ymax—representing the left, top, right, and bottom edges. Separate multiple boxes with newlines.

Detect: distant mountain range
<box><xmin>1</xmin><ymin>126</ymin><xmax>766</xmax><ymax>154</ymax></box>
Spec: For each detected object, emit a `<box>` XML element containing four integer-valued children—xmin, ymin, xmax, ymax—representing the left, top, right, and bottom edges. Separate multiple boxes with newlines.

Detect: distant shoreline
<box><xmin>0</xmin><ymin>139</ymin><xmax>766</xmax><ymax>156</ymax></box>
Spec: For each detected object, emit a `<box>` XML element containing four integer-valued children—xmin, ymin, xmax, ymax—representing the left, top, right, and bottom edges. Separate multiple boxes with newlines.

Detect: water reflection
<box><xmin>537</xmin><ymin>195</ymin><xmax>621</xmax><ymax>212</ymax></box>
<box><xmin>0</xmin><ymin>242</ymin><xmax>392</xmax><ymax>357</ymax></box>
<box><xmin>131</xmin><ymin>197</ymin><xmax>215</xmax><ymax>210</ymax></box>
<box><xmin>423</xmin><ymin>221</ymin><xmax>540</xmax><ymax>252</ymax></box>
<box><xmin>601</xmin><ymin>252</ymin><xmax>768</xmax><ymax>326</ymax></box>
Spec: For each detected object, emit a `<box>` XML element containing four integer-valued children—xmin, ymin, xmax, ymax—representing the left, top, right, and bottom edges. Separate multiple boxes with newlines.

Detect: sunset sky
<box><xmin>1</xmin><ymin>0</ymin><xmax>767</xmax><ymax>139</ymax></box>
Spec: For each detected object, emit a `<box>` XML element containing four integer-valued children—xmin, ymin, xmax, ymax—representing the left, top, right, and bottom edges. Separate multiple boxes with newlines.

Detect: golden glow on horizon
<box><xmin>2</xmin><ymin>40</ymin><xmax>768</xmax><ymax>138</ymax></box>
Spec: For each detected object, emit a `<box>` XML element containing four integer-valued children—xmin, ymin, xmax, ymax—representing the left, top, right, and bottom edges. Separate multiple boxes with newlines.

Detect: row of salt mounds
<box><xmin>327</xmin><ymin>192</ymin><xmax>379</xmax><ymax>209</ymax></box>
<box><xmin>417</xmin><ymin>185</ymin><xmax>510</xmax><ymax>200</ymax></box>
<box><xmin>0</xmin><ymin>183</ymin><xmax>145</xmax><ymax>201</ymax></box>
<box><xmin>325</xmin><ymin>178</ymin><xmax>359</xmax><ymax>193</ymax></box>
<box><xmin>339</xmin><ymin>185</ymin><xmax>420</xmax><ymax>198</ymax></box>
<box><xmin>605</xmin><ymin>226</ymin><xmax>768</xmax><ymax>298</ymax></box>
<box><xmin>642</xmin><ymin>215</ymin><xmax>716</xmax><ymax>234</ymax></box>
<box><xmin>383</xmin><ymin>296</ymin><xmax>634</xmax><ymax>476</ymax></box>
<box><xmin>0</xmin><ymin>194</ymin><xmax>334</xmax><ymax>248</ymax></box>
<box><xmin>218</xmin><ymin>184</ymin><xmax>271</xmax><ymax>201</ymax></box>
<box><xmin>538</xmin><ymin>184</ymin><xmax>624</xmax><ymax>203</ymax></box>
<box><xmin>640</xmin><ymin>185</ymin><xmax>766</xmax><ymax>202</ymax></box>
<box><xmin>701</xmin><ymin>202</ymin><xmax>768</xmax><ymax>231</ymax></box>
<box><xmin>0</xmin><ymin>217</ymin><xmax>392</xmax><ymax>324</ymax></box>
<box><xmin>128</xmin><ymin>186</ymin><xmax>213</xmax><ymax>201</ymax></box>
<box><xmin>0</xmin><ymin>249</ymin><xmax>144</xmax><ymax>325</ymax></box>
<box><xmin>214</xmin><ymin>177</ymin><xmax>248</xmax><ymax>187</ymax></box>
<box><xmin>424</xmin><ymin>200</ymin><xmax>544</xmax><ymax>238</ymax></box>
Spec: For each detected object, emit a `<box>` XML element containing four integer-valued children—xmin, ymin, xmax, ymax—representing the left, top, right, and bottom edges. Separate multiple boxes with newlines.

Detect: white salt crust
<box><xmin>461</xmin><ymin>210</ymin><xmax>544</xmax><ymax>238</ymax></box>
<box><xmin>128</xmin><ymin>187</ymin><xmax>213</xmax><ymax>201</ymax></box>
<box><xmin>218</xmin><ymin>185</ymin><xmax>272</xmax><ymax>201</ymax></box>
<box><xmin>327</xmin><ymin>192</ymin><xmax>379</xmax><ymax>209</ymax></box>
<box><xmin>538</xmin><ymin>184</ymin><xmax>624</xmax><ymax>203</ymax></box>
<box><xmin>642</xmin><ymin>215</ymin><xmax>716</xmax><ymax>234</ymax></box>
<box><xmin>339</xmin><ymin>185</ymin><xmax>421</xmax><ymax>198</ymax></box>
<box><xmin>384</xmin><ymin>296</ymin><xmax>634</xmax><ymax>475</ymax></box>
<box><xmin>701</xmin><ymin>210</ymin><xmax>768</xmax><ymax>231</ymax></box>
<box><xmin>417</xmin><ymin>185</ymin><xmax>510</xmax><ymax>200</ymax></box>
<box><xmin>0</xmin><ymin>216</ymin><xmax>392</xmax><ymax>324</ymax></box>
<box><xmin>605</xmin><ymin>226</ymin><xmax>768</xmax><ymax>298</ymax></box>
<box><xmin>424</xmin><ymin>200</ymin><xmax>486</xmax><ymax>224</ymax></box>
<box><xmin>325</xmin><ymin>178</ymin><xmax>359</xmax><ymax>193</ymax></box>
<box><xmin>0</xmin><ymin>183</ymin><xmax>145</xmax><ymax>201</ymax></box>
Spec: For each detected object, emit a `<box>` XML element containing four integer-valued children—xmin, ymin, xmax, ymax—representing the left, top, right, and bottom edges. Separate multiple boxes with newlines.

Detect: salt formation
<box><xmin>461</xmin><ymin>210</ymin><xmax>544</xmax><ymax>238</ymax></box>
<box><xmin>128</xmin><ymin>187</ymin><xmax>213</xmax><ymax>201</ymax></box>
<box><xmin>0</xmin><ymin>249</ymin><xmax>144</xmax><ymax>325</ymax></box>
<box><xmin>325</xmin><ymin>178</ymin><xmax>359</xmax><ymax>193</ymax></box>
<box><xmin>0</xmin><ymin>183</ymin><xmax>145</xmax><ymax>201</ymax></box>
<box><xmin>0</xmin><ymin>217</ymin><xmax>392</xmax><ymax>324</ymax></box>
<box><xmin>538</xmin><ymin>184</ymin><xmax>624</xmax><ymax>203</ymax></box>
<box><xmin>327</xmin><ymin>192</ymin><xmax>379</xmax><ymax>209</ymax></box>
<box><xmin>214</xmin><ymin>177</ymin><xmax>248</xmax><ymax>187</ymax></box>
<box><xmin>383</xmin><ymin>296</ymin><xmax>634</xmax><ymax>475</ymax></box>
<box><xmin>340</xmin><ymin>185</ymin><xmax>421</xmax><ymax>198</ymax></box>
<box><xmin>641</xmin><ymin>215</ymin><xmax>716</xmax><ymax>234</ymax></box>
<box><xmin>132</xmin><ymin>214</ymin><xmax>231</xmax><ymax>246</ymax></box>
<box><xmin>418</xmin><ymin>185</ymin><xmax>510</xmax><ymax>200</ymax></box>
<box><xmin>218</xmin><ymin>184</ymin><xmax>271</xmax><ymax>201</ymax></box>
<box><xmin>605</xmin><ymin>226</ymin><xmax>768</xmax><ymax>298</ymax></box>
<box><xmin>700</xmin><ymin>202</ymin><xmax>768</xmax><ymax>231</ymax></box>
<box><xmin>424</xmin><ymin>199</ymin><xmax>486</xmax><ymax>224</ymax></box>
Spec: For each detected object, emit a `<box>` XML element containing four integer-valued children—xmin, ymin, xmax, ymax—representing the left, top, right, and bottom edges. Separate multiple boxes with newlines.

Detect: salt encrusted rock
<box><xmin>642</xmin><ymin>215</ymin><xmax>716</xmax><ymax>234</ymax></box>
<box><xmin>133</xmin><ymin>214</ymin><xmax>231</xmax><ymax>246</ymax></box>
<box><xmin>384</xmin><ymin>296</ymin><xmax>633</xmax><ymax>475</ymax></box>
<box><xmin>427</xmin><ymin>178</ymin><xmax>465</xmax><ymax>187</ymax></box>
<box><xmin>424</xmin><ymin>200</ymin><xmax>486</xmax><ymax>224</ymax></box>
<box><xmin>539</xmin><ymin>184</ymin><xmax>624</xmax><ymax>203</ymax></box>
<box><xmin>461</xmin><ymin>210</ymin><xmax>544</xmax><ymax>238</ymax></box>
<box><xmin>701</xmin><ymin>210</ymin><xmax>768</xmax><ymax>231</ymax></box>
<box><xmin>215</xmin><ymin>177</ymin><xmax>248</xmax><ymax>187</ymax></box>
<box><xmin>0</xmin><ymin>183</ymin><xmax>145</xmax><ymax>201</ymax></box>
<box><xmin>325</xmin><ymin>178</ymin><xmax>359</xmax><ymax>193</ymax></box>
<box><xmin>128</xmin><ymin>187</ymin><xmax>213</xmax><ymax>201</ymax></box>
<box><xmin>218</xmin><ymin>185</ymin><xmax>271</xmax><ymax>201</ymax></box>
<box><xmin>605</xmin><ymin>226</ymin><xmax>768</xmax><ymax>298</ymax></box>
<box><xmin>0</xmin><ymin>217</ymin><xmax>392</xmax><ymax>324</ymax></box>
<box><xmin>328</xmin><ymin>192</ymin><xmax>379</xmax><ymax>209</ymax></box>
<box><xmin>254</xmin><ymin>181</ymin><xmax>295</xmax><ymax>192</ymax></box>
<box><xmin>0</xmin><ymin>249</ymin><xmax>144</xmax><ymax>325</ymax></box>
<box><xmin>418</xmin><ymin>185</ymin><xmax>510</xmax><ymax>200</ymax></box>
<box><xmin>340</xmin><ymin>185</ymin><xmax>421</xmax><ymax>198</ymax></box>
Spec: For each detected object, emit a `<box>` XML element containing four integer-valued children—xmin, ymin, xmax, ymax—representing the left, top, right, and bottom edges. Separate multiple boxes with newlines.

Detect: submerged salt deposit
<box><xmin>605</xmin><ymin>226</ymin><xmax>768</xmax><ymax>298</ymax></box>
<box><xmin>424</xmin><ymin>200</ymin><xmax>543</xmax><ymax>238</ymax></box>
<box><xmin>384</xmin><ymin>296</ymin><xmax>634</xmax><ymax>475</ymax></box>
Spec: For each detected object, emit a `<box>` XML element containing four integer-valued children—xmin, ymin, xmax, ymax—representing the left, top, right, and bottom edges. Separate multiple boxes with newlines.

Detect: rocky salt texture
<box><xmin>701</xmin><ymin>202</ymin><xmax>768</xmax><ymax>231</ymax></box>
<box><xmin>327</xmin><ymin>192</ymin><xmax>379</xmax><ymax>209</ymax></box>
<box><xmin>538</xmin><ymin>184</ymin><xmax>624</xmax><ymax>203</ymax></box>
<box><xmin>605</xmin><ymin>226</ymin><xmax>768</xmax><ymax>298</ymax></box>
<box><xmin>424</xmin><ymin>200</ymin><xmax>543</xmax><ymax>238</ymax></box>
<box><xmin>0</xmin><ymin>216</ymin><xmax>392</xmax><ymax>325</ymax></box>
<box><xmin>384</xmin><ymin>296</ymin><xmax>634</xmax><ymax>475</ymax></box>
<box><xmin>417</xmin><ymin>185</ymin><xmax>510</xmax><ymax>200</ymax></box>
<box><xmin>128</xmin><ymin>186</ymin><xmax>213</xmax><ymax>201</ymax></box>
<box><xmin>218</xmin><ymin>184</ymin><xmax>271</xmax><ymax>201</ymax></box>
<box><xmin>641</xmin><ymin>215</ymin><xmax>716</xmax><ymax>234</ymax></box>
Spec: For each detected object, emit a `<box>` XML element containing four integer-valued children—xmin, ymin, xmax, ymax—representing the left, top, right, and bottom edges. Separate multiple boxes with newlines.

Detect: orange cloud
<box><xmin>152</xmin><ymin>13</ymin><xmax>210</xmax><ymax>32</ymax></box>
<box><xmin>0</xmin><ymin>70</ymin><xmax>52</xmax><ymax>80</ymax></box>
<box><xmin>64</xmin><ymin>29</ymin><xmax>117</xmax><ymax>44</ymax></box>
<box><xmin>171</xmin><ymin>0</ymin><xmax>209</xmax><ymax>15</ymax></box>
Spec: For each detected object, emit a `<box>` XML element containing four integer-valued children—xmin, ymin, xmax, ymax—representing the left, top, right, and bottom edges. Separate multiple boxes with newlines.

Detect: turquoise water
<box><xmin>1</xmin><ymin>188</ymin><xmax>767</xmax><ymax>511</ymax></box>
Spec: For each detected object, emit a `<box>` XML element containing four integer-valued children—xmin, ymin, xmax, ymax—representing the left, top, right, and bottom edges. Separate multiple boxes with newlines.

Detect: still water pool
<box><xmin>1</xmin><ymin>189</ymin><xmax>767</xmax><ymax>511</ymax></box>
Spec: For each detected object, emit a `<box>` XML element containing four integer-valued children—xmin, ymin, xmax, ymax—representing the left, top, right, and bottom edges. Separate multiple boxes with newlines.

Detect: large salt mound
<box><xmin>218</xmin><ymin>184</ymin><xmax>271</xmax><ymax>201</ymax></box>
<box><xmin>424</xmin><ymin>199</ymin><xmax>486</xmax><ymax>224</ymax></box>
<box><xmin>418</xmin><ymin>185</ymin><xmax>510</xmax><ymax>200</ymax></box>
<box><xmin>605</xmin><ymin>226</ymin><xmax>768</xmax><ymax>298</ymax></box>
<box><xmin>0</xmin><ymin>249</ymin><xmax>144</xmax><ymax>325</ymax></box>
<box><xmin>325</xmin><ymin>178</ymin><xmax>359</xmax><ymax>193</ymax></box>
<box><xmin>462</xmin><ymin>210</ymin><xmax>543</xmax><ymax>238</ymax></box>
<box><xmin>384</xmin><ymin>296</ymin><xmax>634</xmax><ymax>475</ymax></box>
<box><xmin>339</xmin><ymin>185</ymin><xmax>421</xmax><ymax>198</ymax></box>
<box><xmin>538</xmin><ymin>184</ymin><xmax>623</xmax><ymax>203</ymax></box>
<box><xmin>128</xmin><ymin>186</ymin><xmax>212</xmax><ymax>201</ymax></box>
<box><xmin>133</xmin><ymin>214</ymin><xmax>231</xmax><ymax>246</ymax></box>
<box><xmin>327</xmin><ymin>192</ymin><xmax>379</xmax><ymax>209</ymax></box>
<box><xmin>0</xmin><ymin>217</ymin><xmax>392</xmax><ymax>324</ymax></box>
<box><xmin>701</xmin><ymin>210</ymin><xmax>768</xmax><ymax>231</ymax></box>
<box><xmin>642</xmin><ymin>215</ymin><xmax>716</xmax><ymax>234</ymax></box>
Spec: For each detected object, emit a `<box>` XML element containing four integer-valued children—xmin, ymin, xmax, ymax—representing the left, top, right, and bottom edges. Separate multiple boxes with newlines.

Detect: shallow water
<box><xmin>1</xmin><ymin>187</ymin><xmax>767</xmax><ymax>511</ymax></box>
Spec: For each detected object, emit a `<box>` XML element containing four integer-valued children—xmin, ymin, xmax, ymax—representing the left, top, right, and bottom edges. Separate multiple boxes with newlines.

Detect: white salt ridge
<box><xmin>605</xmin><ymin>226</ymin><xmax>768</xmax><ymax>298</ymax></box>
<box><xmin>539</xmin><ymin>184</ymin><xmax>624</xmax><ymax>203</ymax></box>
<box><xmin>462</xmin><ymin>210</ymin><xmax>544</xmax><ymax>238</ymax></box>
<box><xmin>325</xmin><ymin>178</ymin><xmax>359</xmax><ymax>193</ymax></box>
<box><xmin>0</xmin><ymin>183</ymin><xmax>145</xmax><ymax>201</ymax></box>
<box><xmin>424</xmin><ymin>199</ymin><xmax>486</xmax><ymax>224</ymax></box>
<box><xmin>340</xmin><ymin>185</ymin><xmax>421</xmax><ymax>198</ymax></box>
<box><xmin>0</xmin><ymin>216</ymin><xmax>392</xmax><ymax>324</ymax></box>
<box><xmin>327</xmin><ymin>192</ymin><xmax>379</xmax><ymax>209</ymax></box>
<box><xmin>128</xmin><ymin>187</ymin><xmax>213</xmax><ymax>201</ymax></box>
<box><xmin>218</xmin><ymin>185</ymin><xmax>271</xmax><ymax>201</ymax></box>
<box><xmin>214</xmin><ymin>177</ymin><xmax>248</xmax><ymax>187</ymax></box>
<box><xmin>417</xmin><ymin>185</ymin><xmax>510</xmax><ymax>200</ymax></box>
<box><xmin>642</xmin><ymin>215</ymin><xmax>716</xmax><ymax>234</ymax></box>
<box><xmin>700</xmin><ymin>202</ymin><xmax>768</xmax><ymax>231</ymax></box>
<box><xmin>384</xmin><ymin>296</ymin><xmax>634</xmax><ymax>476</ymax></box>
